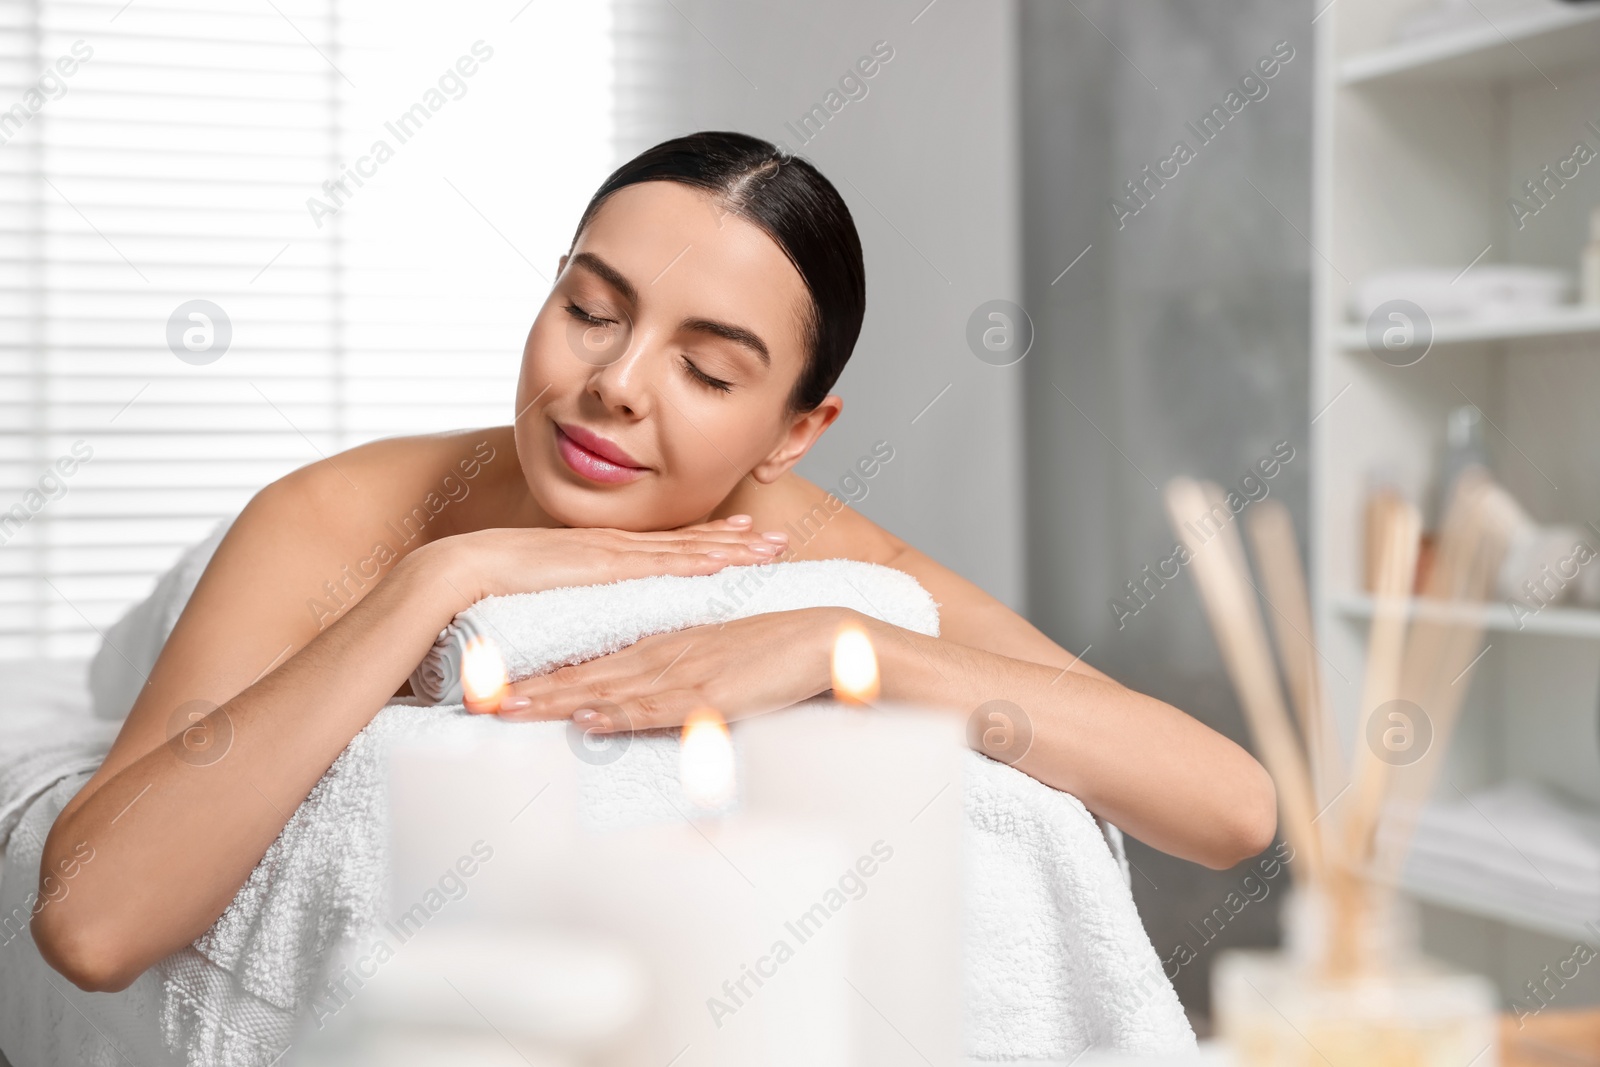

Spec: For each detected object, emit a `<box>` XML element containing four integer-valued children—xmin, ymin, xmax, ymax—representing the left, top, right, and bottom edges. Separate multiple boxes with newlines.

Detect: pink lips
<box><xmin>554</xmin><ymin>422</ymin><xmax>648</xmax><ymax>485</ymax></box>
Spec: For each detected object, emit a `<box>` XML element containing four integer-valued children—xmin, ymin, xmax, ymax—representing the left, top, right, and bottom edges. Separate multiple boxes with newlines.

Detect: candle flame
<box><xmin>831</xmin><ymin>621</ymin><xmax>879</xmax><ymax>704</ymax></box>
<box><xmin>460</xmin><ymin>635</ymin><xmax>509</xmax><ymax>705</ymax></box>
<box><xmin>680</xmin><ymin>708</ymin><xmax>735</xmax><ymax>809</ymax></box>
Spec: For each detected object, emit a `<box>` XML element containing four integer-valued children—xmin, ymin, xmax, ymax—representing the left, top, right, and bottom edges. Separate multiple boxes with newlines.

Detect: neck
<box><xmin>461</xmin><ymin>425</ymin><xmax>562</xmax><ymax>533</ymax></box>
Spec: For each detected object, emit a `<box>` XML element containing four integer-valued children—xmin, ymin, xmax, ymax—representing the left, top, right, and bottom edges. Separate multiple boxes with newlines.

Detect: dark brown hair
<box><xmin>570</xmin><ymin>131</ymin><xmax>865</xmax><ymax>414</ymax></box>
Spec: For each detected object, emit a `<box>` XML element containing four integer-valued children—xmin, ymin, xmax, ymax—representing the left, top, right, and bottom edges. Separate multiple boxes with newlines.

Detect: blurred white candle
<box><xmin>499</xmin><ymin>708</ymin><xmax>848</xmax><ymax>1066</ymax></box>
<box><xmin>377</xmin><ymin>623</ymin><xmax>964</xmax><ymax>1066</ymax></box>
<box><xmin>569</xmin><ymin>816</ymin><xmax>852</xmax><ymax>1066</ymax></box>
<box><xmin>741</xmin><ymin>625</ymin><xmax>966</xmax><ymax>1064</ymax></box>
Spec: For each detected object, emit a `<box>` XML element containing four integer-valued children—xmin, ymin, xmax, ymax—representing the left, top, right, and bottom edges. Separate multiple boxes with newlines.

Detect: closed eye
<box><xmin>565</xmin><ymin>302</ymin><xmax>730</xmax><ymax>392</ymax></box>
<box><xmin>681</xmin><ymin>355</ymin><xmax>733</xmax><ymax>393</ymax></box>
<box><xmin>563</xmin><ymin>301</ymin><xmax>611</xmax><ymax>326</ymax></box>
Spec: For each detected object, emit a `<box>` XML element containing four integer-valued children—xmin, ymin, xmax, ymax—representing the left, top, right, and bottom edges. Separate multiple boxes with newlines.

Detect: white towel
<box><xmin>408</xmin><ymin>555</ymin><xmax>946</xmax><ymax>705</ymax></box>
<box><xmin>1</xmin><ymin>519</ymin><xmax>1195</xmax><ymax>1066</ymax></box>
<box><xmin>87</xmin><ymin>517</ymin><xmax>234</xmax><ymax>722</ymax></box>
<box><xmin>0</xmin><ymin>710</ymin><xmax>119</xmax><ymax>846</ymax></box>
<box><xmin>1380</xmin><ymin>779</ymin><xmax>1600</xmax><ymax>931</ymax></box>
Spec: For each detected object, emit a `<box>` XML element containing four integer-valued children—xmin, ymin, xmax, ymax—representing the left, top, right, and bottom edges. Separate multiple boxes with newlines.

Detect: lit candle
<box><xmin>516</xmin><ymin>705</ymin><xmax>855</xmax><ymax>1066</ymax></box>
<box><xmin>379</xmin><ymin>626</ymin><xmax>963</xmax><ymax>1065</ymax></box>
<box><xmin>830</xmin><ymin>619</ymin><xmax>879</xmax><ymax>705</ymax></box>
<box><xmin>742</xmin><ymin>626</ymin><xmax>966</xmax><ymax>1062</ymax></box>
<box><xmin>459</xmin><ymin>634</ymin><xmax>509</xmax><ymax>711</ymax></box>
<box><xmin>679</xmin><ymin>708</ymin><xmax>735</xmax><ymax>810</ymax></box>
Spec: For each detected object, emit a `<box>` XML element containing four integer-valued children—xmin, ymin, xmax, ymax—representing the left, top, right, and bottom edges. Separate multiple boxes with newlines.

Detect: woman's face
<box><xmin>513</xmin><ymin>180</ymin><xmax>840</xmax><ymax>530</ymax></box>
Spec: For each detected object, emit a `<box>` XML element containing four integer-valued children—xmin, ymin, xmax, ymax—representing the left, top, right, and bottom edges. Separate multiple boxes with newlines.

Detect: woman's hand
<box><xmin>439</xmin><ymin>514</ymin><xmax>791</xmax><ymax>602</ymax></box>
<box><xmin>470</xmin><ymin>606</ymin><xmax>845</xmax><ymax>728</ymax></box>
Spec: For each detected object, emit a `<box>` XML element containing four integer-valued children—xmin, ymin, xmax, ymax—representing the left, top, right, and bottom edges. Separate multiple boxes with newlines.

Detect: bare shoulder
<box><xmin>78</xmin><ymin>429</ymin><xmax>507</xmax><ymax>798</ymax></box>
<box><xmin>759</xmin><ymin>473</ymin><xmax>1111</xmax><ymax>680</ymax></box>
<box><xmin>747</xmin><ymin>472</ymin><xmax>906</xmax><ymax>566</ymax></box>
<box><xmin>279</xmin><ymin>426</ymin><xmax>513</xmax><ymax>547</ymax></box>
<box><xmin>743</xmin><ymin>473</ymin><xmax>995</xmax><ymax>627</ymax></box>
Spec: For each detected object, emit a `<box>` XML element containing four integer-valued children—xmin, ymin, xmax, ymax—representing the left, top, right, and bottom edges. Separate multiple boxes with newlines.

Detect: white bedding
<box><xmin>0</xmin><ymin>527</ymin><xmax>1196</xmax><ymax>1066</ymax></box>
<box><xmin>0</xmin><ymin>660</ymin><xmax>177</xmax><ymax>1067</ymax></box>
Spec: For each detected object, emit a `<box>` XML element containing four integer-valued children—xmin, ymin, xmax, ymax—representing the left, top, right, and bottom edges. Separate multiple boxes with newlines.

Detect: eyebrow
<box><xmin>569</xmin><ymin>251</ymin><xmax>638</xmax><ymax>306</ymax></box>
<box><xmin>679</xmin><ymin>317</ymin><xmax>770</xmax><ymax>368</ymax></box>
<box><xmin>568</xmin><ymin>250</ymin><xmax>772</xmax><ymax>369</ymax></box>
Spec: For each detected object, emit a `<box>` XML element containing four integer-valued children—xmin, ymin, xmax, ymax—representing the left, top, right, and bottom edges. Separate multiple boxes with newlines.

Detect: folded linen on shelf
<box><xmin>1384</xmin><ymin>779</ymin><xmax>1600</xmax><ymax>929</ymax></box>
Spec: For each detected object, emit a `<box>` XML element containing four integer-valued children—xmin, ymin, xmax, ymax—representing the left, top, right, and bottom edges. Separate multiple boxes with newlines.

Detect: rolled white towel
<box><xmin>407</xmin><ymin>611</ymin><xmax>491</xmax><ymax>705</ymax></box>
<box><xmin>408</xmin><ymin>558</ymin><xmax>943</xmax><ymax>704</ymax></box>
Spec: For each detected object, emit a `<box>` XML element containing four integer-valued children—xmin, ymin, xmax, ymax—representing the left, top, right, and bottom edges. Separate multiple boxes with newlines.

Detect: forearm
<box><xmin>34</xmin><ymin>545</ymin><xmax>471</xmax><ymax>991</ymax></box>
<box><xmin>862</xmin><ymin>613</ymin><xmax>1277</xmax><ymax>869</ymax></box>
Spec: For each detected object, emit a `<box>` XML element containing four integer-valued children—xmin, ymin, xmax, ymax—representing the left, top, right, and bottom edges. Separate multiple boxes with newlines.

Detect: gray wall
<box><xmin>613</xmin><ymin>0</ymin><xmax>1026</xmax><ymax>610</ymax></box>
<box><xmin>1019</xmin><ymin>0</ymin><xmax>1315</xmax><ymax>1021</ymax></box>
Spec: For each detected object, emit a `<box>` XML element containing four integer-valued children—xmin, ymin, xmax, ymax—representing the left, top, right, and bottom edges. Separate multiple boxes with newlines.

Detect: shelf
<box><xmin>1334</xmin><ymin>592</ymin><xmax>1600</xmax><ymax>639</ymax></box>
<box><xmin>1336</xmin><ymin>304</ymin><xmax>1600</xmax><ymax>351</ymax></box>
<box><xmin>1388</xmin><ymin>781</ymin><xmax>1600</xmax><ymax>940</ymax></box>
<box><xmin>1400</xmin><ymin>871</ymin><xmax>1598</xmax><ymax>941</ymax></box>
<box><xmin>1339</xmin><ymin>5</ymin><xmax>1600</xmax><ymax>87</ymax></box>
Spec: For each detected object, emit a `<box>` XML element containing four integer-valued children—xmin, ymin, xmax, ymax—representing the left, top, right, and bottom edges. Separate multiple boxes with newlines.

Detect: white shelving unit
<box><xmin>1334</xmin><ymin>593</ymin><xmax>1600</xmax><ymax>640</ymax></box>
<box><xmin>1335</xmin><ymin>304</ymin><xmax>1600</xmax><ymax>349</ymax></box>
<box><xmin>1337</xmin><ymin>5</ymin><xmax>1600</xmax><ymax>86</ymax></box>
<box><xmin>1313</xmin><ymin>0</ymin><xmax>1600</xmax><ymax>998</ymax></box>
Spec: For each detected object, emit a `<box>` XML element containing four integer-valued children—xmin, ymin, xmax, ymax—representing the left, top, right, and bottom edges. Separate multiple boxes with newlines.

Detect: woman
<box><xmin>34</xmin><ymin>131</ymin><xmax>1275</xmax><ymax>992</ymax></box>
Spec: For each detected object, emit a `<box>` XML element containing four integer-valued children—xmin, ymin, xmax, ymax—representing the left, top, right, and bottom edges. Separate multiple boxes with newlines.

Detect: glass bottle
<box><xmin>1213</xmin><ymin>879</ymin><xmax>1500</xmax><ymax>1066</ymax></box>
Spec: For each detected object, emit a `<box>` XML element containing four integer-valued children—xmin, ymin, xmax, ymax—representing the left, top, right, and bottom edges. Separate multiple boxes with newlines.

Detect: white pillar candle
<box><xmin>293</xmin><ymin>922</ymin><xmax>651</xmax><ymax>1066</ymax></box>
<box><xmin>371</xmin><ymin>693</ymin><xmax>963</xmax><ymax>1064</ymax></box>
<box><xmin>556</xmin><ymin>815</ymin><xmax>854</xmax><ymax>1066</ymax></box>
<box><xmin>738</xmin><ymin>699</ymin><xmax>967</xmax><ymax>1066</ymax></box>
<box><xmin>382</xmin><ymin>717</ymin><xmax>856</xmax><ymax>1065</ymax></box>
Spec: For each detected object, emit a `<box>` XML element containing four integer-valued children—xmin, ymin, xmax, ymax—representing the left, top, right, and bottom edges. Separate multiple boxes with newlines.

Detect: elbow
<box><xmin>31</xmin><ymin>909</ymin><xmax>142</xmax><ymax>994</ymax></box>
<box><xmin>1203</xmin><ymin>760</ymin><xmax>1279</xmax><ymax>870</ymax></box>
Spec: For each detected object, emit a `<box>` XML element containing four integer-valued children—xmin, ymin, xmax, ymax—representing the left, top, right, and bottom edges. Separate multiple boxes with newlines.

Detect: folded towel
<box><xmin>88</xmin><ymin>517</ymin><xmax>233</xmax><ymax>722</ymax></box>
<box><xmin>0</xmin><ymin>710</ymin><xmax>119</xmax><ymax>846</ymax></box>
<box><xmin>1</xmin><ymin>766</ymin><xmax>185</xmax><ymax>1067</ymax></box>
<box><xmin>409</xmin><ymin>556</ymin><xmax>945</xmax><ymax>705</ymax></box>
<box><xmin>1348</xmin><ymin>265</ymin><xmax>1571</xmax><ymax>325</ymax></box>
<box><xmin>1381</xmin><ymin>779</ymin><xmax>1600</xmax><ymax>931</ymax></box>
<box><xmin>2</xmin><ymin>519</ymin><xmax>1196</xmax><ymax>1066</ymax></box>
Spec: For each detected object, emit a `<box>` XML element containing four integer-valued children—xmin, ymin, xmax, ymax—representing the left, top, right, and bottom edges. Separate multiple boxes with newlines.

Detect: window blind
<box><xmin>0</xmin><ymin>0</ymin><xmax>616</xmax><ymax>658</ymax></box>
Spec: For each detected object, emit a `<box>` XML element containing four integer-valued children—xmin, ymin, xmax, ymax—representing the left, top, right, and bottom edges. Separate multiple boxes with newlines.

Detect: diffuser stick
<box><xmin>1339</xmin><ymin>491</ymin><xmax>1420</xmax><ymax>876</ymax></box>
<box><xmin>1245</xmin><ymin>500</ymin><xmax>1344</xmax><ymax>813</ymax></box>
<box><xmin>1372</xmin><ymin>471</ymin><xmax>1515</xmax><ymax>887</ymax></box>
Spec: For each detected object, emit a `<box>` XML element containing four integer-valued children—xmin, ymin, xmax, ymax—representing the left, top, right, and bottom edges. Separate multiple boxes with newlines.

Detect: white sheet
<box><xmin>1</xmin><ymin>529</ymin><xmax>1197</xmax><ymax>1066</ymax></box>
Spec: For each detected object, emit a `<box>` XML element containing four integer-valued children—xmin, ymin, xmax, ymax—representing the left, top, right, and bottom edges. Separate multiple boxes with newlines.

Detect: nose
<box><xmin>587</xmin><ymin>325</ymin><xmax>655</xmax><ymax>418</ymax></box>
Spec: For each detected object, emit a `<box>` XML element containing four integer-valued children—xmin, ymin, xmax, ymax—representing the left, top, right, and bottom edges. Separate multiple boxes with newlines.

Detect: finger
<box><xmin>496</xmin><ymin>654</ymin><xmax>644</xmax><ymax>720</ymax></box>
<box><xmin>495</xmin><ymin>680</ymin><xmax>589</xmax><ymax>720</ymax></box>
<box><xmin>683</xmin><ymin>514</ymin><xmax>754</xmax><ymax>531</ymax></box>
<box><xmin>618</xmin><ymin>526</ymin><xmax>790</xmax><ymax>550</ymax></box>
<box><xmin>498</xmin><ymin>633</ymin><xmax>695</xmax><ymax>720</ymax></box>
<box><xmin>584</xmin><ymin>688</ymin><xmax>706</xmax><ymax>733</ymax></box>
<box><xmin>613</xmin><ymin>547</ymin><xmax>780</xmax><ymax>581</ymax></box>
<box><xmin>623</xmin><ymin>539</ymin><xmax>785</xmax><ymax>563</ymax></box>
<box><xmin>621</xmin><ymin>517</ymin><xmax>750</xmax><ymax>538</ymax></box>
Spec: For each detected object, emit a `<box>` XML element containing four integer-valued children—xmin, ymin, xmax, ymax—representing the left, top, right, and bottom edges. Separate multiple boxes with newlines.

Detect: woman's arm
<box><xmin>34</xmin><ymin>442</ymin><xmax>786</xmax><ymax>992</ymax></box>
<box><xmin>32</xmin><ymin>468</ymin><xmax>475</xmax><ymax>993</ymax></box>
<box><xmin>490</xmin><ymin>577</ymin><xmax>1275</xmax><ymax>868</ymax></box>
<box><xmin>872</xmin><ymin>541</ymin><xmax>1277</xmax><ymax>870</ymax></box>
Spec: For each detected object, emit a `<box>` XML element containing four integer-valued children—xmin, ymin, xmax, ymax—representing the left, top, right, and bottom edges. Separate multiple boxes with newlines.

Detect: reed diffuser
<box><xmin>1165</xmin><ymin>468</ymin><xmax>1520</xmax><ymax>1066</ymax></box>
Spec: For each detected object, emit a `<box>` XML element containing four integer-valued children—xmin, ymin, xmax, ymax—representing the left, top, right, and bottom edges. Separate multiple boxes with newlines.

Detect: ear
<box><xmin>748</xmin><ymin>395</ymin><xmax>844</xmax><ymax>484</ymax></box>
<box><xmin>556</xmin><ymin>252</ymin><xmax>569</xmax><ymax>278</ymax></box>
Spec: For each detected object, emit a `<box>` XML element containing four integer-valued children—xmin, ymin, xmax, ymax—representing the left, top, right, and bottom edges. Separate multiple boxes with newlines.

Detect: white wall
<box><xmin>614</xmin><ymin>0</ymin><xmax>1026</xmax><ymax>609</ymax></box>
